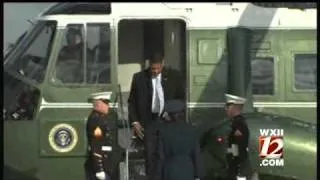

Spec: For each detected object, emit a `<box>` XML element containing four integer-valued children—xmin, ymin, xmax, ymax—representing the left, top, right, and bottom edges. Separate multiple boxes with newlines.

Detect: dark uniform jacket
<box><xmin>156</xmin><ymin>121</ymin><xmax>205</xmax><ymax>180</ymax></box>
<box><xmin>128</xmin><ymin>67</ymin><xmax>185</xmax><ymax>128</ymax></box>
<box><xmin>85</xmin><ymin>111</ymin><xmax>118</xmax><ymax>179</ymax></box>
<box><xmin>227</xmin><ymin>114</ymin><xmax>250</xmax><ymax>178</ymax></box>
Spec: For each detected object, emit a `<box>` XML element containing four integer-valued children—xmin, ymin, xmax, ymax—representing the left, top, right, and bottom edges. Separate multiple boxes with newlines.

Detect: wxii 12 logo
<box><xmin>259</xmin><ymin>129</ymin><xmax>284</xmax><ymax>167</ymax></box>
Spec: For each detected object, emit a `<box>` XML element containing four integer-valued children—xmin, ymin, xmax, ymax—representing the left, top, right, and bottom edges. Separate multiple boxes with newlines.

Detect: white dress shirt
<box><xmin>151</xmin><ymin>73</ymin><xmax>164</xmax><ymax>114</ymax></box>
<box><xmin>131</xmin><ymin>73</ymin><xmax>165</xmax><ymax>126</ymax></box>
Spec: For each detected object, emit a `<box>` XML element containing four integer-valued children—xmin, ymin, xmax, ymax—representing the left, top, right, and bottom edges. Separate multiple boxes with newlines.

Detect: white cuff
<box><xmin>96</xmin><ymin>171</ymin><xmax>106</xmax><ymax>180</ymax></box>
<box><xmin>236</xmin><ymin>176</ymin><xmax>247</xmax><ymax>180</ymax></box>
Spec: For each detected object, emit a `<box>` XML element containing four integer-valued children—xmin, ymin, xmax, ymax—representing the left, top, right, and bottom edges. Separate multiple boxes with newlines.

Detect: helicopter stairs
<box><xmin>117</xmin><ymin>87</ymin><xmax>147</xmax><ymax>180</ymax></box>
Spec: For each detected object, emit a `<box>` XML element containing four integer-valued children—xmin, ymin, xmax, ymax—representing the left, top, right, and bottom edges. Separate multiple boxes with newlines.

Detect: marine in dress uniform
<box><xmin>224</xmin><ymin>94</ymin><xmax>251</xmax><ymax>180</ymax></box>
<box><xmin>156</xmin><ymin>100</ymin><xmax>205</xmax><ymax>180</ymax></box>
<box><xmin>85</xmin><ymin>92</ymin><xmax>118</xmax><ymax>180</ymax></box>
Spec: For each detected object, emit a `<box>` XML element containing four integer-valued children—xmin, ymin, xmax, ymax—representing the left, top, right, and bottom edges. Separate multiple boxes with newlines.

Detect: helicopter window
<box><xmin>4</xmin><ymin>31</ymin><xmax>27</xmax><ymax>60</ymax></box>
<box><xmin>54</xmin><ymin>24</ymin><xmax>85</xmax><ymax>84</ymax></box>
<box><xmin>294</xmin><ymin>54</ymin><xmax>316</xmax><ymax>90</ymax></box>
<box><xmin>86</xmin><ymin>23</ymin><xmax>111</xmax><ymax>84</ymax></box>
<box><xmin>53</xmin><ymin>23</ymin><xmax>110</xmax><ymax>84</ymax></box>
<box><xmin>251</xmin><ymin>57</ymin><xmax>274</xmax><ymax>95</ymax></box>
<box><xmin>4</xmin><ymin>21</ymin><xmax>57</xmax><ymax>84</ymax></box>
<box><xmin>4</xmin><ymin>71</ymin><xmax>40</xmax><ymax>121</ymax></box>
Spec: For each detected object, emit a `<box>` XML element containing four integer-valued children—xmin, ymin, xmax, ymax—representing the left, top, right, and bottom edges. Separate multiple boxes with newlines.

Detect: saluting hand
<box><xmin>94</xmin><ymin>127</ymin><xmax>103</xmax><ymax>138</ymax></box>
<box><xmin>234</xmin><ymin>129</ymin><xmax>242</xmax><ymax>136</ymax></box>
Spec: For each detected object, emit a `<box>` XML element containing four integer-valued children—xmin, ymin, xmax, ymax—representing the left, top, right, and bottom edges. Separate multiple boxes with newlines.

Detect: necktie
<box><xmin>154</xmin><ymin>77</ymin><xmax>161</xmax><ymax>114</ymax></box>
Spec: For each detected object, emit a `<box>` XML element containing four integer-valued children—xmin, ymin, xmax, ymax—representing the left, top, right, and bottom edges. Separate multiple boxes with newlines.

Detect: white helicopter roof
<box><xmin>37</xmin><ymin>3</ymin><xmax>317</xmax><ymax>29</ymax></box>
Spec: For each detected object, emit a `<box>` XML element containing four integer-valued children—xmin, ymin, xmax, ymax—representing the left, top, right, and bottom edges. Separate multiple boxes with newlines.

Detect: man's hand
<box><xmin>132</xmin><ymin>122</ymin><xmax>144</xmax><ymax>139</ymax></box>
<box><xmin>133</xmin><ymin>122</ymin><xmax>142</xmax><ymax>131</ymax></box>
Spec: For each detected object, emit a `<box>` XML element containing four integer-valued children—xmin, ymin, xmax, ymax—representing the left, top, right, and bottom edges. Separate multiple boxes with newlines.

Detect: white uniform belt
<box><xmin>227</xmin><ymin>147</ymin><xmax>249</xmax><ymax>153</ymax></box>
<box><xmin>88</xmin><ymin>146</ymin><xmax>112</xmax><ymax>152</ymax></box>
<box><xmin>102</xmin><ymin>146</ymin><xmax>112</xmax><ymax>152</ymax></box>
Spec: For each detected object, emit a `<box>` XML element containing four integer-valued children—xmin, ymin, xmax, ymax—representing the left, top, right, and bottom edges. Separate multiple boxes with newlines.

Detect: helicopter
<box><xmin>3</xmin><ymin>2</ymin><xmax>316</xmax><ymax>180</ymax></box>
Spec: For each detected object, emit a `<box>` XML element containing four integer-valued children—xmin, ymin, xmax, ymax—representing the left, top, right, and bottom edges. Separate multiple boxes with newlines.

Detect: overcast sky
<box><xmin>4</xmin><ymin>3</ymin><xmax>55</xmax><ymax>50</ymax></box>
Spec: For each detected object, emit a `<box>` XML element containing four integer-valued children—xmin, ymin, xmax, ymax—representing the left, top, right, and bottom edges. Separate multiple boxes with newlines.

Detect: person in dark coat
<box><xmin>58</xmin><ymin>28</ymin><xmax>84</xmax><ymax>61</ymax></box>
<box><xmin>156</xmin><ymin>100</ymin><xmax>205</xmax><ymax>180</ymax></box>
<box><xmin>224</xmin><ymin>94</ymin><xmax>251</xmax><ymax>180</ymax></box>
<box><xmin>128</xmin><ymin>52</ymin><xmax>185</xmax><ymax>179</ymax></box>
<box><xmin>85</xmin><ymin>92</ymin><xmax>118</xmax><ymax>180</ymax></box>
<box><xmin>56</xmin><ymin>27</ymin><xmax>94</xmax><ymax>83</ymax></box>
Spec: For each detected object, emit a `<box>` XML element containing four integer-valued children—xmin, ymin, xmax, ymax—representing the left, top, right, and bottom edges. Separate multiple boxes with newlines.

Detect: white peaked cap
<box><xmin>225</xmin><ymin>94</ymin><xmax>246</xmax><ymax>104</ymax></box>
<box><xmin>89</xmin><ymin>92</ymin><xmax>112</xmax><ymax>101</ymax></box>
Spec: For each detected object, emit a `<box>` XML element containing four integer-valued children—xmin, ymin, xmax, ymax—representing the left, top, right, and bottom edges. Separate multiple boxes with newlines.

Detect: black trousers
<box><xmin>84</xmin><ymin>156</ymin><xmax>118</xmax><ymax>180</ymax></box>
<box><xmin>144</xmin><ymin>114</ymin><xmax>162</xmax><ymax>180</ymax></box>
<box><xmin>227</xmin><ymin>156</ymin><xmax>251</xmax><ymax>180</ymax></box>
<box><xmin>227</xmin><ymin>164</ymin><xmax>237</xmax><ymax>180</ymax></box>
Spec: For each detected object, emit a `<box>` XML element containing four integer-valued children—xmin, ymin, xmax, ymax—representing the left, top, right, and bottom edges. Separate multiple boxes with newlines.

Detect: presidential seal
<box><xmin>48</xmin><ymin>123</ymin><xmax>78</xmax><ymax>153</ymax></box>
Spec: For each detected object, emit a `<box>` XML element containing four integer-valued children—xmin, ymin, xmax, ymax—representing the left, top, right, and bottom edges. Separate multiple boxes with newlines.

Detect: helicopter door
<box><xmin>38</xmin><ymin>18</ymin><xmax>118</xmax><ymax>164</ymax></box>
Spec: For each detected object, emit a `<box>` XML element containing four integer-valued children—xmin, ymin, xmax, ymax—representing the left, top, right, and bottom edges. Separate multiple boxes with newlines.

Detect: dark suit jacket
<box><xmin>156</xmin><ymin>121</ymin><xmax>205</xmax><ymax>180</ymax></box>
<box><xmin>128</xmin><ymin>67</ymin><xmax>185</xmax><ymax>127</ymax></box>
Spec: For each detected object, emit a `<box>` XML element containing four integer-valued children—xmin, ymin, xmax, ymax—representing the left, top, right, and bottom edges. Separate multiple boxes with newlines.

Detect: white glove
<box><xmin>236</xmin><ymin>176</ymin><xmax>247</xmax><ymax>180</ymax></box>
<box><xmin>96</xmin><ymin>171</ymin><xmax>106</xmax><ymax>180</ymax></box>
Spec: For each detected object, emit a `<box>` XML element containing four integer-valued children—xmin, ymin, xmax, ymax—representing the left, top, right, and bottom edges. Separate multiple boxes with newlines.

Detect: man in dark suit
<box><xmin>156</xmin><ymin>100</ymin><xmax>204</xmax><ymax>180</ymax></box>
<box><xmin>128</xmin><ymin>52</ymin><xmax>185</xmax><ymax>179</ymax></box>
